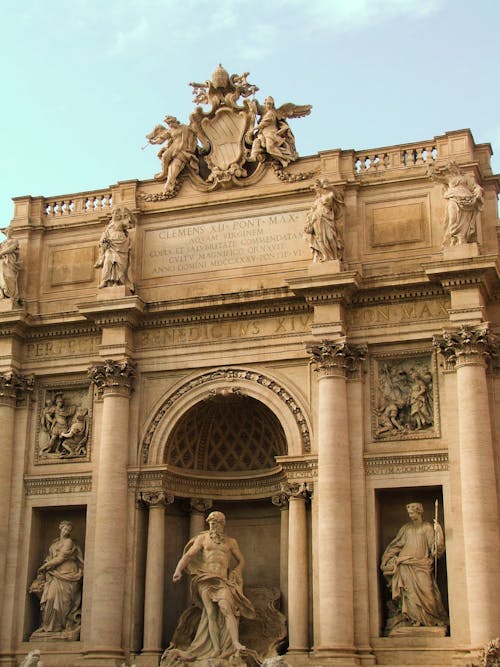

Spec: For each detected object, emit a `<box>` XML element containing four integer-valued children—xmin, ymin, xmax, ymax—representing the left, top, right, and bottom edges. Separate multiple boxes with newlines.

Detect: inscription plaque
<box><xmin>143</xmin><ymin>210</ymin><xmax>309</xmax><ymax>278</ymax></box>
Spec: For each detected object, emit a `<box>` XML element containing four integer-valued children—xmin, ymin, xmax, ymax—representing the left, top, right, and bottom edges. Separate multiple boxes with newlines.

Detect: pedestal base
<box><xmin>387</xmin><ymin>626</ymin><xmax>447</xmax><ymax>638</ymax></box>
<box><xmin>96</xmin><ymin>284</ymin><xmax>133</xmax><ymax>299</ymax></box>
<box><xmin>442</xmin><ymin>243</ymin><xmax>479</xmax><ymax>260</ymax></box>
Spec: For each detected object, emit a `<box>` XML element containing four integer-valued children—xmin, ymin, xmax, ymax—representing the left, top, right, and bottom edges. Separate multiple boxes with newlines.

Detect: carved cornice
<box><xmin>275</xmin><ymin>455</ymin><xmax>317</xmax><ymax>481</ymax></box>
<box><xmin>88</xmin><ymin>358</ymin><xmax>136</xmax><ymax>397</ymax></box>
<box><xmin>287</xmin><ymin>270</ymin><xmax>362</xmax><ymax>306</ymax></box>
<box><xmin>141</xmin><ymin>367</ymin><xmax>311</xmax><ymax>462</ymax></box>
<box><xmin>138</xmin><ymin>490</ymin><xmax>174</xmax><ymax>507</ymax></box>
<box><xmin>0</xmin><ymin>371</ymin><xmax>34</xmax><ymax>406</ymax></box>
<box><xmin>79</xmin><ymin>295</ymin><xmax>145</xmax><ymax>328</ymax></box>
<box><xmin>128</xmin><ymin>466</ymin><xmax>286</xmax><ymax>500</ymax></box>
<box><xmin>364</xmin><ymin>452</ymin><xmax>448</xmax><ymax>476</ymax></box>
<box><xmin>307</xmin><ymin>339</ymin><xmax>367</xmax><ymax>378</ymax></box>
<box><xmin>24</xmin><ymin>474</ymin><xmax>92</xmax><ymax>495</ymax></box>
<box><xmin>433</xmin><ymin>324</ymin><xmax>497</xmax><ymax>369</ymax></box>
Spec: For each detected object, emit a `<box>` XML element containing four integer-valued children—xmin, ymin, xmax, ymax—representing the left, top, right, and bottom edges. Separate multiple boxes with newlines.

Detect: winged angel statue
<box><xmin>142</xmin><ymin>65</ymin><xmax>312</xmax><ymax>198</ymax></box>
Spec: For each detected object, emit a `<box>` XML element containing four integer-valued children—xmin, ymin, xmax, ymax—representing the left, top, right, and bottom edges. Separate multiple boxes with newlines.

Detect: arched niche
<box><xmin>140</xmin><ymin>367</ymin><xmax>312</xmax><ymax>467</ymax></box>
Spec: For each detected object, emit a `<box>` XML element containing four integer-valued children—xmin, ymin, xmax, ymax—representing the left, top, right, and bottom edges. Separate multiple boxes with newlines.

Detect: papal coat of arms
<box><xmin>142</xmin><ymin>64</ymin><xmax>312</xmax><ymax>199</ymax></box>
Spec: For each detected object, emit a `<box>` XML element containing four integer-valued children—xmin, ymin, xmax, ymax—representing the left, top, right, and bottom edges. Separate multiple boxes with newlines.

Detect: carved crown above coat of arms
<box><xmin>141</xmin><ymin>64</ymin><xmax>312</xmax><ymax>200</ymax></box>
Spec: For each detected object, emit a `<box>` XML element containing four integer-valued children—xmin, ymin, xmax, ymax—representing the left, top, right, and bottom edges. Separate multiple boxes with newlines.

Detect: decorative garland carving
<box><xmin>141</xmin><ymin>368</ymin><xmax>311</xmax><ymax>463</ymax></box>
<box><xmin>24</xmin><ymin>474</ymin><xmax>92</xmax><ymax>495</ymax></box>
<box><xmin>364</xmin><ymin>452</ymin><xmax>448</xmax><ymax>476</ymax></box>
<box><xmin>433</xmin><ymin>324</ymin><xmax>497</xmax><ymax>369</ymax></box>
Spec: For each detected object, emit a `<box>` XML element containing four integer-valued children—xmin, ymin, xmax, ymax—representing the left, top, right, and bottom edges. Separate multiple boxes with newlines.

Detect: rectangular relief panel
<box><xmin>48</xmin><ymin>245</ymin><xmax>96</xmax><ymax>287</ymax></box>
<box><xmin>363</xmin><ymin>193</ymin><xmax>431</xmax><ymax>255</ymax></box>
<box><xmin>370</xmin><ymin>351</ymin><xmax>440</xmax><ymax>443</ymax></box>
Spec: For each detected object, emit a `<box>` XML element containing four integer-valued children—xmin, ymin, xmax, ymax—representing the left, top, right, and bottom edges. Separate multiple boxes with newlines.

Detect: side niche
<box><xmin>376</xmin><ymin>487</ymin><xmax>449</xmax><ymax>637</ymax></box>
<box><xmin>35</xmin><ymin>384</ymin><xmax>92</xmax><ymax>464</ymax></box>
<box><xmin>370</xmin><ymin>351</ymin><xmax>440</xmax><ymax>442</ymax></box>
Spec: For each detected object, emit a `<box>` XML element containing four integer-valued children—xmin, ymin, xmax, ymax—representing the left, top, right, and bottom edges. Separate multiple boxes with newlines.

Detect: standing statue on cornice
<box><xmin>0</xmin><ymin>226</ymin><xmax>21</xmax><ymax>303</ymax></box>
<box><xmin>249</xmin><ymin>96</ymin><xmax>311</xmax><ymax>168</ymax></box>
<box><xmin>429</xmin><ymin>161</ymin><xmax>484</xmax><ymax>247</ymax></box>
<box><xmin>145</xmin><ymin>116</ymin><xmax>198</xmax><ymax>195</ymax></box>
<box><xmin>95</xmin><ymin>207</ymin><xmax>135</xmax><ymax>291</ymax></box>
<box><xmin>304</xmin><ymin>179</ymin><xmax>345</xmax><ymax>262</ymax></box>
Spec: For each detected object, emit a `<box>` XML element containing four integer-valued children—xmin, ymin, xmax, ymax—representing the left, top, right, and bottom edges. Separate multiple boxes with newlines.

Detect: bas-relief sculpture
<box><xmin>429</xmin><ymin>161</ymin><xmax>484</xmax><ymax>246</ymax></box>
<box><xmin>38</xmin><ymin>389</ymin><xmax>90</xmax><ymax>461</ymax></box>
<box><xmin>304</xmin><ymin>179</ymin><xmax>345</xmax><ymax>263</ymax></box>
<box><xmin>29</xmin><ymin>521</ymin><xmax>84</xmax><ymax>641</ymax></box>
<box><xmin>374</xmin><ymin>357</ymin><xmax>435</xmax><ymax>440</ymax></box>
<box><xmin>0</xmin><ymin>226</ymin><xmax>21</xmax><ymax>303</ymax></box>
<box><xmin>94</xmin><ymin>207</ymin><xmax>135</xmax><ymax>291</ymax></box>
<box><xmin>143</xmin><ymin>65</ymin><xmax>311</xmax><ymax>199</ymax></box>
<box><xmin>162</xmin><ymin>511</ymin><xmax>284</xmax><ymax>667</ymax></box>
<box><xmin>381</xmin><ymin>502</ymin><xmax>448</xmax><ymax>636</ymax></box>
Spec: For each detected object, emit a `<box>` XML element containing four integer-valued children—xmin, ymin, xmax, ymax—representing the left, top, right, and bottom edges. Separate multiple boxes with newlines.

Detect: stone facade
<box><xmin>0</xmin><ymin>68</ymin><xmax>499</xmax><ymax>667</ymax></box>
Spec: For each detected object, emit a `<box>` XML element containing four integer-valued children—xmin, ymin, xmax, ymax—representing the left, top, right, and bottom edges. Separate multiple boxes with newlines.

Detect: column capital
<box><xmin>138</xmin><ymin>490</ymin><xmax>174</xmax><ymax>508</ymax></box>
<box><xmin>281</xmin><ymin>481</ymin><xmax>312</xmax><ymax>502</ymax></box>
<box><xmin>0</xmin><ymin>371</ymin><xmax>34</xmax><ymax>406</ymax></box>
<box><xmin>307</xmin><ymin>339</ymin><xmax>366</xmax><ymax>378</ymax></box>
<box><xmin>433</xmin><ymin>324</ymin><xmax>497</xmax><ymax>369</ymax></box>
<box><xmin>88</xmin><ymin>358</ymin><xmax>136</xmax><ymax>397</ymax></box>
<box><xmin>189</xmin><ymin>498</ymin><xmax>213</xmax><ymax>513</ymax></box>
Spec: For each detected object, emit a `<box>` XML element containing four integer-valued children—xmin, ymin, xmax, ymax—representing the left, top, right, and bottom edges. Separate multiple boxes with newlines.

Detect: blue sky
<box><xmin>1</xmin><ymin>0</ymin><xmax>499</xmax><ymax>225</ymax></box>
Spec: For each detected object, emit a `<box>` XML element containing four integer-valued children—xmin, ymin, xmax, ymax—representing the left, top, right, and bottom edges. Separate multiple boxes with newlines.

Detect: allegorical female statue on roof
<box><xmin>429</xmin><ymin>161</ymin><xmax>484</xmax><ymax>247</ymax></box>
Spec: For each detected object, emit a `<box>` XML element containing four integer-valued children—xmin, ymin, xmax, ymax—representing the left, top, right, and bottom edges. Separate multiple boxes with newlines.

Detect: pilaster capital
<box><xmin>189</xmin><ymin>498</ymin><xmax>213</xmax><ymax>514</ymax></box>
<box><xmin>433</xmin><ymin>324</ymin><xmax>497</xmax><ymax>369</ymax></box>
<box><xmin>280</xmin><ymin>481</ymin><xmax>312</xmax><ymax>502</ymax></box>
<box><xmin>138</xmin><ymin>491</ymin><xmax>174</xmax><ymax>508</ymax></box>
<box><xmin>306</xmin><ymin>339</ymin><xmax>366</xmax><ymax>378</ymax></box>
<box><xmin>88</xmin><ymin>358</ymin><xmax>136</xmax><ymax>397</ymax></box>
<box><xmin>0</xmin><ymin>371</ymin><xmax>34</xmax><ymax>407</ymax></box>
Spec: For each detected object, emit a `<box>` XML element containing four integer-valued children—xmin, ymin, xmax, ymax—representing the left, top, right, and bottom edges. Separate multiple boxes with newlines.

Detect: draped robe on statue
<box><xmin>381</xmin><ymin>520</ymin><xmax>447</xmax><ymax>630</ymax></box>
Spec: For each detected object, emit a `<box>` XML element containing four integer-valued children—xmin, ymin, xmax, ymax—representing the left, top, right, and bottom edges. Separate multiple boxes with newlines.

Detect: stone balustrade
<box><xmin>354</xmin><ymin>142</ymin><xmax>437</xmax><ymax>174</ymax></box>
<box><xmin>44</xmin><ymin>190</ymin><xmax>113</xmax><ymax>217</ymax></box>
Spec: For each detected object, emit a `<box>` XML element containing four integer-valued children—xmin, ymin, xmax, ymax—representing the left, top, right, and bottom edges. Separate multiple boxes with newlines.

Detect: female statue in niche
<box><xmin>0</xmin><ymin>226</ymin><xmax>21</xmax><ymax>302</ymax></box>
<box><xmin>29</xmin><ymin>520</ymin><xmax>84</xmax><ymax>640</ymax></box>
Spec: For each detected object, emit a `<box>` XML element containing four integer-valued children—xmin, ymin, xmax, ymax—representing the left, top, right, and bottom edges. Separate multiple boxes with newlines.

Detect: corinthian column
<box><xmin>86</xmin><ymin>359</ymin><xmax>136</xmax><ymax>664</ymax></box>
<box><xmin>434</xmin><ymin>325</ymin><xmax>500</xmax><ymax>645</ymax></box>
<box><xmin>139</xmin><ymin>491</ymin><xmax>174</xmax><ymax>659</ymax></box>
<box><xmin>0</xmin><ymin>372</ymin><xmax>32</xmax><ymax>631</ymax></box>
<box><xmin>307</xmin><ymin>340</ymin><xmax>365</xmax><ymax>659</ymax></box>
<box><xmin>281</xmin><ymin>482</ymin><xmax>310</xmax><ymax>653</ymax></box>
